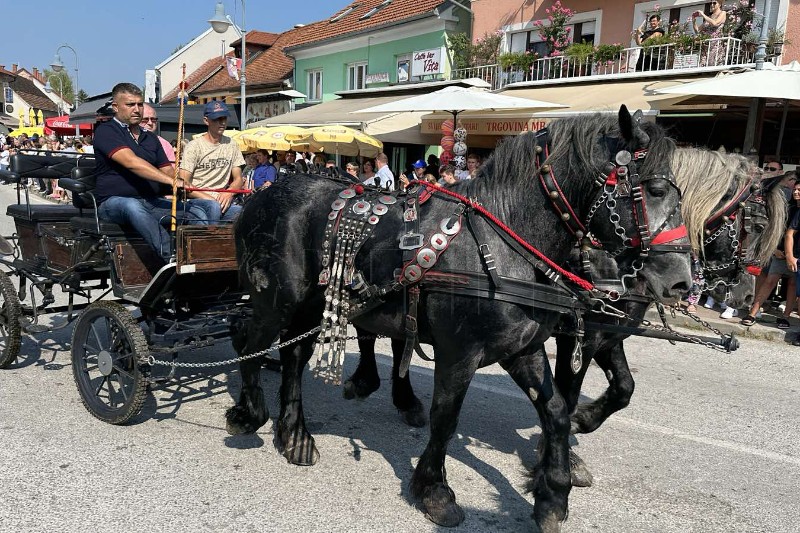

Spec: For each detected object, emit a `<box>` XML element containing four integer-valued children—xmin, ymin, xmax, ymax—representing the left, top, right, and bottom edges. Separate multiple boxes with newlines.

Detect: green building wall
<box><xmin>294</xmin><ymin>30</ymin><xmax>452</xmax><ymax>103</ymax></box>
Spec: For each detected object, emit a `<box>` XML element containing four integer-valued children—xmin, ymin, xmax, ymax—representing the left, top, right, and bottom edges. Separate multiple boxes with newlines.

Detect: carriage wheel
<box><xmin>0</xmin><ymin>271</ymin><xmax>22</xmax><ymax>369</ymax></box>
<box><xmin>71</xmin><ymin>301</ymin><xmax>149</xmax><ymax>424</ymax></box>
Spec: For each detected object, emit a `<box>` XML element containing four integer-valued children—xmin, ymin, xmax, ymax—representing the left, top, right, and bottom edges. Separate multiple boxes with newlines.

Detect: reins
<box><xmin>407</xmin><ymin>179</ymin><xmax>595</xmax><ymax>291</ymax></box>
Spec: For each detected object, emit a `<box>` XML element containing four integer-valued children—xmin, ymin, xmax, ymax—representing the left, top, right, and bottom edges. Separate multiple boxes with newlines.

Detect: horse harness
<box><xmin>699</xmin><ymin>175</ymin><xmax>760</xmax><ymax>291</ymax></box>
<box><xmin>312</xmin><ymin>133</ymin><xmax>689</xmax><ymax>383</ymax></box>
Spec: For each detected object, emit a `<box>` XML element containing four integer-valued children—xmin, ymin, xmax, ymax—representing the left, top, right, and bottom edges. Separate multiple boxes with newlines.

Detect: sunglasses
<box><xmin>765</xmin><ymin>165</ymin><xmax>780</xmax><ymax>171</ymax></box>
<box><xmin>141</xmin><ymin>117</ymin><xmax>158</xmax><ymax>123</ymax></box>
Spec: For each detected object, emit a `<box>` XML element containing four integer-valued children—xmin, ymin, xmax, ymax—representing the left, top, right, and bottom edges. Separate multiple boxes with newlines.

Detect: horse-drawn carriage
<box><xmin>0</xmin><ymin>107</ymin><xmax>783</xmax><ymax>532</ymax></box>
<box><xmin>0</xmin><ymin>151</ymin><xmax>250</xmax><ymax>423</ymax></box>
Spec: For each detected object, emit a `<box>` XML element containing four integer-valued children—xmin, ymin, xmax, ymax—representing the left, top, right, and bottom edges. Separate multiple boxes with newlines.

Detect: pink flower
<box><xmin>654</xmin><ymin>3</ymin><xmax>661</xmax><ymax>10</ymax></box>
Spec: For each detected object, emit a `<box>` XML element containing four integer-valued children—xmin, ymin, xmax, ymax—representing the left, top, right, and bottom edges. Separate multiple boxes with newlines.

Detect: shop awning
<box><xmin>499</xmin><ymin>77</ymin><xmax>712</xmax><ymax>116</ymax></box>
<box><xmin>248</xmin><ymin>94</ymin><xmax>426</xmax><ymax>145</ymax></box>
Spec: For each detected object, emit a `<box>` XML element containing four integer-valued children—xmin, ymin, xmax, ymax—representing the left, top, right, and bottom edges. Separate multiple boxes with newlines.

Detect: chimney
<box><xmin>12</xmin><ymin>64</ymin><xmax>17</xmax><ymax>72</ymax></box>
<box><xmin>33</xmin><ymin>67</ymin><xmax>39</xmax><ymax>79</ymax></box>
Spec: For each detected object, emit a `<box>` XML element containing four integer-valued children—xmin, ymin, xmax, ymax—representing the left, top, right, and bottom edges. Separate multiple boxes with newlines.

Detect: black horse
<box><xmin>345</xmin><ymin>147</ymin><xmax>786</xmax><ymax>487</ymax></box>
<box><xmin>229</xmin><ymin>107</ymin><xmax>692</xmax><ymax>531</ymax></box>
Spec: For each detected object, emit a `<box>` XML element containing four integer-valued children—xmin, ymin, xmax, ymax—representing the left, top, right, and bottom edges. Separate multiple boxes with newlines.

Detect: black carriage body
<box><xmin>0</xmin><ymin>153</ymin><xmax>252</xmax><ymax>424</ymax></box>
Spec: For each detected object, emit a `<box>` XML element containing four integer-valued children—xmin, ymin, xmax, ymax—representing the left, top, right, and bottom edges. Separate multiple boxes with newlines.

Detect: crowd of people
<box><xmin>0</xmin><ymin>129</ymin><xmax>95</xmax><ymax>202</ymax></box>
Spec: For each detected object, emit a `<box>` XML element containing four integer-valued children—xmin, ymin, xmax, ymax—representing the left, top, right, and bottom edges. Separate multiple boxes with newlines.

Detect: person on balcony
<box><xmin>693</xmin><ymin>1</ymin><xmax>726</xmax><ymax>35</ymax></box>
<box><xmin>633</xmin><ymin>14</ymin><xmax>665</xmax><ymax>71</ymax></box>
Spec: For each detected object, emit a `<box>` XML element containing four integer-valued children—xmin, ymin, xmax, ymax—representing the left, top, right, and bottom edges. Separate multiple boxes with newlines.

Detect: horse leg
<box><xmin>502</xmin><ymin>349</ymin><xmax>571</xmax><ymax>533</ymax></box>
<box><xmin>553</xmin><ymin>334</ymin><xmax>595</xmax><ymax>488</ymax></box>
<box><xmin>342</xmin><ymin>325</ymin><xmax>381</xmax><ymax>400</ymax></box>
<box><xmin>390</xmin><ymin>338</ymin><xmax>426</xmax><ymax>428</ymax></box>
<box><xmin>225</xmin><ymin>315</ymin><xmax>280</xmax><ymax>435</ymax></box>
<box><xmin>410</xmin><ymin>355</ymin><xmax>479</xmax><ymax>527</ymax></box>
<box><xmin>570</xmin><ymin>341</ymin><xmax>634</xmax><ymax>434</ymax></box>
<box><xmin>274</xmin><ymin>317</ymin><xmax>320</xmax><ymax>466</ymax></box>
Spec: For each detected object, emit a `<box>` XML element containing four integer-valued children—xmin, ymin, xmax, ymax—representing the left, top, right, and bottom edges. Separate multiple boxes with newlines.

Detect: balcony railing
<box><xmin>452</xmin><ymin>36</ymin><xmax>778</xmax><ymax>90</ymax></box>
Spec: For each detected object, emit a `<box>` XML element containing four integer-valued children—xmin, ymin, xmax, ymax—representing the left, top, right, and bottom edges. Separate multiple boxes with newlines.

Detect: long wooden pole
<box><xmin>171</xmin><ymin>64</ymin><xmax>187</xmax><ymax>233</ymax></box>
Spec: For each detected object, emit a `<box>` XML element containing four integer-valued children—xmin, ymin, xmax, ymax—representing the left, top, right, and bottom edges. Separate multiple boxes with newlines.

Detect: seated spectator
<box><xmin>252</xmin><ymin>149</ymin><xmax>277</xmax><ymax>189</ymax></box>
<box><xmin>94</xmin><ymin>82</ymin><xmax>201</xmax><ymax>262</ymax></box>
<box><xmin>179</xmin><ymin>101</ymin><xmax>245</xmax><ymax>223</ymax></box>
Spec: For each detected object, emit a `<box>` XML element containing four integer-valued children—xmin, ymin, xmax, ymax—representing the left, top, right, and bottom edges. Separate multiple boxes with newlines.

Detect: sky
<box><xmin>3</xmin><ymin>0</ymin><xmax>341</xmax><ymax>96</ymax></box>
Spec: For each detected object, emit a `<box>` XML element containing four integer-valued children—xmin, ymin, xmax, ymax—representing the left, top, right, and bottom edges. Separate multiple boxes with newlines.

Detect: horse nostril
<box><xmin>669</xmin><ymin>281</ymin><xmax>690</xmax><ymax>294</ymax></box>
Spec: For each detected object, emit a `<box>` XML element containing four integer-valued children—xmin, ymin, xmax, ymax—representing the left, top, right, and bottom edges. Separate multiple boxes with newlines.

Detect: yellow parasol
<box><xmin>242</xmin><ymin>126</ymin><xmax>309</xmax><ymax>152</ymax></box>
<box><xmin>295</xmin><ymin>125</ymin><xmax>383</xmax><ymax>157</ymax></box>
<box><xmin>18</xmin><ymin>110</ymin><xmax>24</xmax><ymax>129</ymax></box>
<box><xmin>36</xmin><ymin>110</ymin><xmax>44</xmax><ymax>126</ymax></box>
<box><xmin>28</xmin><ymin>108</ymin><xmax>35</xmax><ymax>127</ymax></box>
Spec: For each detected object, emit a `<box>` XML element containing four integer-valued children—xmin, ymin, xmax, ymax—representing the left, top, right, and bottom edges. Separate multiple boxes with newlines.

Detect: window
<box><xmin>397</xmin><ymin>55</ymin><xmax>411</xmax><ymax>83</ymax></box>
<box><xmin>361</xmin><ymin>0</ymin><xmax>391</xmax><ymax>19</ymax></box>
<box><xmin>330</xmin><ymin>4</ymin><xmax>358</xmax><ymax>22</ymax></box>
<box><xmin>347</xmin><ymin>62</ymin><xmax>367</xmax><ymax>90</ymax></box>
<box><xmin>306</xmin><ymin>69</ymin><xmax>323</xmax><ymax>101</ymax></box>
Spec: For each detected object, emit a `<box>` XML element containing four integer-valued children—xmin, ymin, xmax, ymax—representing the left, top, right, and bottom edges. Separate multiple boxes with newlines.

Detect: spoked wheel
<box><xmin>0</xmin><ymin>271</ymin><xmax>22</xmax><ymax>369</ymax></box>
<box><xmin>71</xmin><ymin>301</ymin><xmax>149</xmax><ymax>424</ymax></box>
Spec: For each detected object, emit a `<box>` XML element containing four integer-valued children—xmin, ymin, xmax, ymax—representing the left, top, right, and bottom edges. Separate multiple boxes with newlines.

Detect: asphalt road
<box><xmin>1</xmin><ymin>184</ymin><xmax>799</xmax><ymax>533</ymax></box>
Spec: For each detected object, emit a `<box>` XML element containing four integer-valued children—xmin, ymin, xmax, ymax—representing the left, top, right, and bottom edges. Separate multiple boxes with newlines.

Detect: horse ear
<box><xmin>632</xmin><ymin>109</ymin><xmax>645</xmax><ymax>123</ymax></box>
<box><xmin>618</xmin><ymin>105</ymin><xmax>634</xmax><ymax>141</ymax></box>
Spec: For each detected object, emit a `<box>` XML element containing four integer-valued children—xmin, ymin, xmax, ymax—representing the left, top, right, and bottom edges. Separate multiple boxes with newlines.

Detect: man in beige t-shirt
<box><xmin>179</xmin><ymin>101</ymin><xmax>245</xmax><ymax>223</ymax></box>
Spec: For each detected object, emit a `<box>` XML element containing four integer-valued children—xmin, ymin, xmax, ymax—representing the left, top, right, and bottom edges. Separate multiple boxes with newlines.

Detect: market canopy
<box><xmin>356</xmin><ymin>85</ymin><xmax>568</xmax><ymax>122</ymax></box>
<box><xmin>655</xmin><ymin>61</ymin><xmax>800</xmax><ymax>103</ymax></box>
<box><xmin>44</xmin><ymin>115</ymin><xmax>93</xmax><ymax>136</ymax></box>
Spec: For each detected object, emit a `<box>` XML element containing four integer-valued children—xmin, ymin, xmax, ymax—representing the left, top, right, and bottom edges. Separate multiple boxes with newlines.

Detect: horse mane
<box><xmin>672</xmin><ymin>148</ymin><xmax>753</xmax><ymax>253</ymax></box>
<box><xmin>671</xmin><ymin>148</ymin><xmax>785</xmax><ymax>263</ymax></box>
<box><xmin>758</xmin><ymin>178</ymin><xmax>787</xmax><ymax>264</ymax></box>
<box><xmin>469</xmin><ymin>113</ymin><xmax>674</xmax><ymax>217</ymax></box>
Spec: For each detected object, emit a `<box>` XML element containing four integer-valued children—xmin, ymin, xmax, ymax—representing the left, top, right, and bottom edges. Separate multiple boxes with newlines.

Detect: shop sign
<box><xmin>412</xmin><ymin>47</ymin><xmax>445</xmax><ymax>76</ymax></box>
<box><xmin>366</xmin><ymin>72</ymin><xmax>390</xmax><ymax>85</ymax></box>
<box><xmin>422</xmin><ymin>117</ymin><xmax>550</xmax><ymax>136</ymax></box>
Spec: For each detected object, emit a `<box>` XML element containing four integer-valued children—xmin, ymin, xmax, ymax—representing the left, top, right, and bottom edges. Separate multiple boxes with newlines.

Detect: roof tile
<box><xmin>175</xmin><ymin>0</ymin><xmax>444</xmax><ymax>98</ymax></box>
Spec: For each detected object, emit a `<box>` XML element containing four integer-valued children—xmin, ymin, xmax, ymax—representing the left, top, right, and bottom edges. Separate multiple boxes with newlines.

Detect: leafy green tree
<box><xmin>43</xmin><ymin>69</ymin><xmax>74</xmax><ymax>106</ymax></box>
<box><xmin>75</xmin><ymin>89</ymin><xmax>88</xmax><ymax>106</ymax></box>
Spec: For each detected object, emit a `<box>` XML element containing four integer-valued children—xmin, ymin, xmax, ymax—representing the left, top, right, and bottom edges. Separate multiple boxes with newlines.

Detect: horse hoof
<box><xmin>342</xmin><ymin>376</ymin><xmax>380</xmax><ymax>400</ymax></box>
<box><xmin>399</xmin><ymin>403</ymin><xmax>427</xmax><ymax>428</ymax></box>
<box><xmin>569</xmin><ymin>450</ymin><xmax>594</xmax><ymax>488</ymax></box>
<box><xmin>421</xmin><ymin>483</ymin><xmax>465</xmax><ymax>527</ymax></box>
<box><xmin>225</xmin><ymin>405</ymin><xmax>267</xmax><ymax>435</ymax></box>
<box><xmin>275</xmin><ymin>425</ymin><xmax>319</xmax><ymax>466</ymax></box>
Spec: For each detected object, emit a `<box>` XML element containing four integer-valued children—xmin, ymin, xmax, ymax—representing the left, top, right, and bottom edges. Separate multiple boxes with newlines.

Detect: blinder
<box><xmin>700</xmin><ymin>176</ymin><xmax>760</xmax><ymax>288</ymax></box>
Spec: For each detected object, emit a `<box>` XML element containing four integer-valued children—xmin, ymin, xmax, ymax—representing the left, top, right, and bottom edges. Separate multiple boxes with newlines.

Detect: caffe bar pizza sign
<box><xmin>412</xmin><ymin>47</ymin><xmax>445</xmax><ymax>76</ymax></box>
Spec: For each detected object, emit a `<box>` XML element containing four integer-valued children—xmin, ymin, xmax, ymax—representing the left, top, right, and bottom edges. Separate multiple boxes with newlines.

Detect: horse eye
<box><xmin>754</xmin><ymin>224</ymin><xmax>765</xmax><ymax>233</ymax></box>
<box><xmin>646</xmin><ymin>181</ymin><xmax>667</xmax><ymax>198</ymax></box>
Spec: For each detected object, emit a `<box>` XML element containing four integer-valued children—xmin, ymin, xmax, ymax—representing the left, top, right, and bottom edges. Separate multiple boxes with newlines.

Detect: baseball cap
<box><xmin>204</xmin><ymin>101</ymin><xmax>230</xmax><ymax>119</ymax></box>
<box><xmin>412</xmin><ymin>159</ymin><xmax>427</xmax><ymax>169</ymax></box>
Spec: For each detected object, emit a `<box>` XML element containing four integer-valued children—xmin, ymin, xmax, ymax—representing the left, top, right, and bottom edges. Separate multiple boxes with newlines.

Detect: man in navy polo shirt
<box><xmin>94</xmin><ymin>82</ymin><xmax>201</xmax><ymax>262</ymax></box>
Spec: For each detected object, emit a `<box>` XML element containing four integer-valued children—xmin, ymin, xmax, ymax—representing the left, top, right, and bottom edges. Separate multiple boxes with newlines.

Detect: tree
<box><xmin>75</xmin><ymin>89</ymin><xmax>88</xmax><ymax>106</ymax></box>
<box><xmin>42</xmin><ymin>68</ymin><xmax>74</xmax><ymax>107</ymax></box>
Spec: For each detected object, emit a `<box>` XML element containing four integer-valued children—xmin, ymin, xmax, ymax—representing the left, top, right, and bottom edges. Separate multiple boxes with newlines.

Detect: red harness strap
<box><xmin>184</xmin><ymin>186</ymin><xmax>253</xmax><ymax>194</ymax></box>
<box><xmin>409</xmin><ymin>181</ymin><xmax>595</xmax><ymax>291</ymax></box>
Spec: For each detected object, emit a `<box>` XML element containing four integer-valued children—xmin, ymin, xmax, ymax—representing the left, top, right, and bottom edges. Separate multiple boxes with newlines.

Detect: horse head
<box><xmin>673</xmin><ymin>149</ymin><xmax>786</xmax><ymax>307</ymax></box>
<box><xmin>547</xmin><ymin>105</ymin><xmax>691</xmax><ymax>302</ymax></box>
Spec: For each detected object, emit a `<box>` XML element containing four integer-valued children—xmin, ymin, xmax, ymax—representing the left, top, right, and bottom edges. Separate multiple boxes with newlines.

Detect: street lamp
<box><xmin>50</xmin><ymin>44</ymin><xmax>79</xmax><ymax>109</ymax></box>
<box><xmin>45</xmin><ymin>75</ymin><xmax>64</xmax><ymax>116</ymax></box>
<box><xmin>209</xmin><ymin>1</ymin><xmax>247</xmax><ymax>127</ymax></box>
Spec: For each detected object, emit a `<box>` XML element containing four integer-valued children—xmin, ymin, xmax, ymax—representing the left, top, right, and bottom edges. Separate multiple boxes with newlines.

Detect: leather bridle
<box><xmin>535</xmin><ymin>128</ymin><xmax>690</xmax><ymax>294</ymax></box>
<box><xmin>701</xmin><ymin>176</ymin><xmax>760</xmax><ymax>289</ymax></box>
